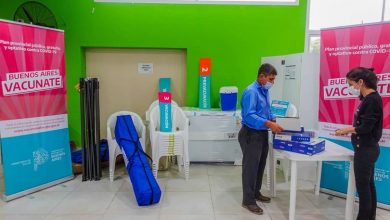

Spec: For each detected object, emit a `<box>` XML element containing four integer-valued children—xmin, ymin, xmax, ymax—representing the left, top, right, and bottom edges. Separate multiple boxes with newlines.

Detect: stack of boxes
<box><xmin>273</xmin><ymin>130</ymin><xmax>325</xmax><ymax>156</ymax></box>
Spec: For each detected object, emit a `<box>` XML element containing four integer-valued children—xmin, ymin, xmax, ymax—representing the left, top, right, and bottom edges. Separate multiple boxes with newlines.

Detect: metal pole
<box><xmin>80</xmin><ymin>77</ymin><xmax>102</xmax><ymax>181</ymax></box>
<box><xmin>95</xmin><ymin>78</ymin><xmax>101</xmax><ymax>180</ymax></box>
<box><xmin>84</xmin><ymin>78</ymin><xmax>90</xmax><ymax>180</ymax></box>
<box><xmin>382</xmin><ymin>0</ymin><xmax>386</xmax><ymax>22</ymax></box>
<box><xmin>87</xmin><ymin>79</ymin><xmax>94</xmax><ymax>180</ymax></box>
<box><xmin>85</xmin><ymin>79</ymin><xmax>91</xmax><ymax>180</ymax></box>
<box><xmin>91</xmin><ymin>78</ymin><xmax>98</xmax><ymax>180</ymax></box>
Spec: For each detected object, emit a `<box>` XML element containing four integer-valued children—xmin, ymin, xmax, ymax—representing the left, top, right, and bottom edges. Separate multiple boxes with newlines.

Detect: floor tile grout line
<box><xmin>46</xmin><ymin>189</ymin><xmax>74</xmax><ymax>216</ymax></box>
<box><xmin>300</xmin><ymin>189</ymin><xmax>348</xmax><ymax>215</ymax></box>
<box><xmin>207</xmin><ymin>173</ymin><xmax>216</xmax><ymax>220</ymax></box>
<box><xmin>50</xmin><ymin>179</ymin><xmax>118</xmax><ymax>216</ymax></box>
<box><xmin>156</xmin><ymin>175</ymin><xmax>164</xmax><ymax>220</ymax></box>
<box><xmin>158</xmin><ymin>171</ymin><xmax>173</xmax><ymax>220</ymax></box>
<box><xmin>102</xmin><ymin>187</ymin><xmax>122</xmax><ymax>217</ymax></box>
<box><xmin>3</xmin><ymin>165</ymin><xmax>390</xmax><ymax>219</ymax></box>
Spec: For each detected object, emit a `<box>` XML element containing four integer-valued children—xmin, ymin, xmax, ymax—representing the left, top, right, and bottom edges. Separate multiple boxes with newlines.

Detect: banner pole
<box><xmin>95</xmin><ymin>79</ymin><xmax>101</xmax><ymax>179</ymax></box>
<box><xmin>80</xmin><ymin>79</ymin><xmax>87</xmax><ymax>181</ymax></box>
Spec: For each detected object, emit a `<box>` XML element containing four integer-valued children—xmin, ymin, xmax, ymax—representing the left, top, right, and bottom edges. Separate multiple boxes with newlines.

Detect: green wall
<box><xmin>0</xmin><ymin>0</ymin><xmax>307</xmax><ymax>144</ymax></box>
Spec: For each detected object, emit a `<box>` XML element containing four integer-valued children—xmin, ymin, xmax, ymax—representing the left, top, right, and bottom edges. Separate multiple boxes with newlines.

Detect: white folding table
<box><xmin>268</xmin><ymin>140</ymin><xmax>356</xmax><ymax>220</ymax></box>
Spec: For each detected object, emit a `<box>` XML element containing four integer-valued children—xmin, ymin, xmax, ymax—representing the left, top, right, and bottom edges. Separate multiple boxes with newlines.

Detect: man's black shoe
<box><xmin>256</xmin><ymin>194</ymin><xmax>271</xmax><ymax>203</ymax></box>
<box><xmin>242</xmin><ymin>203</ymin><xmax>264</xmax><ymax>215</ymax></box>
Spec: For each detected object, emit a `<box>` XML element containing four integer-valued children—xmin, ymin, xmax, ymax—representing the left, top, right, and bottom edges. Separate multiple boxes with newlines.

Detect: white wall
<box><xmin>261</xmin><ymin>56</ymin><xmax>285</xmax><ymax>101</ymax></box>
<box><xmin>262</xmin><ymin>52</ymin><xmax>321</xmax><ymax>182</ymax></box>
<box><xmin>262</xmin><ymin>53</ymin><xmax>320</xmax><ymax>130</ymax></box>
<box><xmin>282</xmin><ymin>54</ymin><xmax>302</xmax><ymax>113</ymax></box>
<box><xmin>262</xmin><ymin>53</ymin><xmax>303</xmax><ymax>115</ymax></box>
<box><xmin>86</xmin><ymin>48</ymin><xmax>187</xmax><ymax>138</ymax></box>
<box><xmin>300</xmin><ymin>53</ymin><xmax>320</xmax><ymax>130</ymax></box>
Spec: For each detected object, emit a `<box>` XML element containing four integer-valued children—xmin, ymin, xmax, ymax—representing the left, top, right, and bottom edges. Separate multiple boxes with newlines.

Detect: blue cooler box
<box><xmin>220</xmin><ymin>86</ymin><xmax>238</xmax><ymax>111</ymax></box>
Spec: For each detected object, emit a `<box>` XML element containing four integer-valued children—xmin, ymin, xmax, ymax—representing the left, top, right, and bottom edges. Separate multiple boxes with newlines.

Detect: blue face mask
<box><xmin>263</xmin><ymin>82</ymin><xmax>273</xmax><ymax>90</ymax></box>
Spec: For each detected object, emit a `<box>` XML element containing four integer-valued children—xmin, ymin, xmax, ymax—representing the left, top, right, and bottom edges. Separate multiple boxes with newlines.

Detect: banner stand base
<box><xmin>320</xmin><ymin>188</ymin><xmax>390</xmax><ymax>211</ymax></box>
<box><xmin>2</xmin><ymin>175</ymin><xmax>74</xmax><ymax>202</ymax></box>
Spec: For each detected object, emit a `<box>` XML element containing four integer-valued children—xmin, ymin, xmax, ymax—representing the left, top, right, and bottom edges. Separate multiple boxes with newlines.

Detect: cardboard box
<box><xmin>274</xmin><ymin>131</ymin><xmax>315</xmax><ymax>142</ymax></box>
<box><xmin>291</xmin><ymin>139</ymin><xmax>325</xmax><ymax>156</ymax></box>
<box><xmin>273</xmin><ymin>139</ymin><xmax>294</xmax><ymax>151</ymax></box>
<box><xmin>276</xmin><ymin>117</ymin><xmax>301</xmax><ymax>131</ymax></box>
<box><xmin>273</xmin><ymin>138</ymin><xmax>325</xmax><ymax>156</ymax></box>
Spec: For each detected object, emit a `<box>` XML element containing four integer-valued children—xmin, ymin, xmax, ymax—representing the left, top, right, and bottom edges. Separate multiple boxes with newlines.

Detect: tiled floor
<box><xmin>1</xmin><ymin>163</ymin><xmax>390</xmax><ymax>220</ymax></box>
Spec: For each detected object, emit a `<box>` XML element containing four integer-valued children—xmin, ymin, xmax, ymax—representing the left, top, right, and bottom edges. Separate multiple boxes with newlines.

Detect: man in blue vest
<box><xmin>239</xmin><ymin>63</ymin><xmax>283</xmax><ymax>215</ymax></box>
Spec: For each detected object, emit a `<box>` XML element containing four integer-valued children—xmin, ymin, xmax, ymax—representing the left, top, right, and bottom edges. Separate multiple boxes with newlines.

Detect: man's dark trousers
<box><xmin>239</xmin><ymin>125</ymin><xmax>269</xmax><ymax>205</ymax></box>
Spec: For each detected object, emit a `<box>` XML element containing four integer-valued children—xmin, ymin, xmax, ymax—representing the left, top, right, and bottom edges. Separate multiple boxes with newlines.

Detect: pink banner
<box><xmin>158</xmin><ymin>92</ymin><xmax>172</xmax><ymax>103</ymax></box>
<box><xmin>319</xmin><ymin>22</ymin><xmax>390</xmax><ymax>147</ymax></box>
<box><xmin>0</xmin><ymin>21</ymin><xmax>67</xmax><ymax>122</ymax></box>
<box><xmin>0</xmin><ymin>20</ymin><xmax>72</xmax><ymax>200</ymax></box>
<box><xmin>199</xmin><ymin>58</ymin><xmax>211</xmax><ymax>76</ymax></box>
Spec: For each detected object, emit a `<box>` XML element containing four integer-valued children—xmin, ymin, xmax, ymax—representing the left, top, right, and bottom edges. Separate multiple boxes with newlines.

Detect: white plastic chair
<box><xmin>149</xmin><ymin>105</ymin><xmax>189</xmax><ymax>180</ymax></box>
<box><xmin>107</xmin><ymin>111</ymin><xmax>146</xmax><ymax>182</ymax></box>
<box><xmin>145</xmin><ymin>100</ymin><xmax>179</xmax><ymax>167</ymax></box>
<box><xmin>145</xmin><ymin>100</ymin><xmax>178</xmax><ymax>122</ymax></box>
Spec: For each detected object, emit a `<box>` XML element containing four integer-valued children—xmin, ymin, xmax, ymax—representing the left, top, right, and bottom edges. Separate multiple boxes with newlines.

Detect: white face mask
<box><xmin>263</xmin><ymin>82</ymin><xmax>273</xmax><ymax>90</ymax></box>
<box><xmin>348</xmin><ymin>86</ymin><xmax>360</xmax><ymax>96</ymax></box>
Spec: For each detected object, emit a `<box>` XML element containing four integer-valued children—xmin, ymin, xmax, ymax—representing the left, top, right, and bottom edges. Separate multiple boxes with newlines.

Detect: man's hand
<box><xmin>265</xmin><ymin>121</ymin><xmax>283</xmax><ymax>133</ymax></box>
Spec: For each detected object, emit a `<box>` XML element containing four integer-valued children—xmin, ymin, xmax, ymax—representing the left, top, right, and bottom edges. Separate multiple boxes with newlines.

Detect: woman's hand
<box><xmin>335</xmin><ymin>128</ymin><xmax>347</xmax><ymax>136</ymax></box>
<box><xmin>335</xmin><ymin>127</ymin><xmax>355</xmax><ymax>136</ymax></box>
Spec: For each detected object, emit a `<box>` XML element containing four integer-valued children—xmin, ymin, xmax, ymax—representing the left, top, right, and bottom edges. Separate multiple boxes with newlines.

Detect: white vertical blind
<box><xmin>309</xmin><ymin>0</ymin><xmax>383</xmax><ymax>31</ymax></box>
<box><xmin>306</xmin><ymin>0</ymin><xmax>389</xmax><ymax>53</ymax></box>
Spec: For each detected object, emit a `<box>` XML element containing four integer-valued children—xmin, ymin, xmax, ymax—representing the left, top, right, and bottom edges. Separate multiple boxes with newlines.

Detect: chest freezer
<box><xmin>182</xmin><ymin>108</ymin><xmax>243</xmax><ymax>162</ymax></box>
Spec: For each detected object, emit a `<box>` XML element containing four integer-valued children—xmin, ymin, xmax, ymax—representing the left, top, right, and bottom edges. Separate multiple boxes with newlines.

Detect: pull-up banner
<box><xmin>159</xmin><ymin>78</ymin><xmax>171</xmax><ymax>92</ymax></box>
<box><xmin>199</xmin><ymin>58</ymin><xmax>211</xmax><ymax>109</ymax></box>
<box><xmin>319</xmin><ymin>22</ymin><xmax>390</xmax><ymax>208</ymax></box>
<box><xmin>159</xmin><ymin>92</ymin><xmax>172</xmax><ymax>132</ymax></box>
<box><xmin>0</xmin><ymin>19</ymin><xmax>73</xmax><ymax>201</ymax></box>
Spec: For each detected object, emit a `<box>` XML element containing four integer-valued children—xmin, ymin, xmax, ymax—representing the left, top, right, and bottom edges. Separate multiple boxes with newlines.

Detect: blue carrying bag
<box><xmin>71</xmin><ymin>139</ymin><xmax>109</xmax><ymax>164</ymax></box>
<box><xmin>114</xmin><ymin>115</ymin><xmax>161</xmax><ymax>206</ymax></box>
